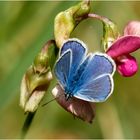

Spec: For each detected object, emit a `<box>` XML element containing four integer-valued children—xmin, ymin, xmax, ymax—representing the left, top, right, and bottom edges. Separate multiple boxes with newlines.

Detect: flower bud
<box><xmin>52</xmin><ymin>84</ymin><xmax>95</xmax><ymax>123</ymax></box>
<box><xmin>20</xmin><ymin>66</ymin><xmax>53</xmax><ymax>112</ymax></box>
<box><xmin>20</xmin><ymin>39</ymin><xmax>57</xmax><ymax>112</ymax></box>
<box><xmin>101</xmin><ymin>18</ymin><xmax>120</xmax><ymax>51</ymax></box>
<box><xmin>124</xmin><ymin>21</ymin><xmax>140</xmax><ymax>36</ymax></box>
<box><xmin>116</xmin><ymin>55</ymin><xmax>138</xmax><ymax>77</ymax></box>
<box><xmin>54</xmin><ymin>1</ymin><xmax>90</xmax><ymax>48</ymax></box>
<box><xmin>33</xmin><ymin>40</ymin><xmax>58</xmax><ymax>73</ymax></box>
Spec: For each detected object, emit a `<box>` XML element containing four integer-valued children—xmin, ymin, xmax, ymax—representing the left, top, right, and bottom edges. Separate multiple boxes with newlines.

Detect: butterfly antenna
<box><xmin>42</xmin><ymin>93</ymin><xmax>65</xmax><ymax>107</ymax></box>
<box><xmin>42</xmin><ymin>97</ymin><xmax>58</xmax><ymax>107</ymax></box>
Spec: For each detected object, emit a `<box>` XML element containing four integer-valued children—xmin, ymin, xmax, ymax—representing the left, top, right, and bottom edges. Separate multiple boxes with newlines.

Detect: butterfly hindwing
<box><xmin>78</xmin><ymin>53</ymin><xmax>115</xmax><ymax>84</ymax></box>
<box><xmin>74</xmin><ymin>74</ymin><xmax>113</xmax><ymax>102</ymax></box>
<box><xmin>73</xmin><ymin>53</ymin><xmax>115</xmax><ymax>102</ymax></box>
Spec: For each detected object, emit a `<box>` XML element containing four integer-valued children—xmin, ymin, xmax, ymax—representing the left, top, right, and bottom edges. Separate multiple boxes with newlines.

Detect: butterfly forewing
<box><xmin>61</xmin><ymin>39</ymin><xmax>86</xmax><ymax>77</ymax></box>
<box><xmin>54</xmin><ymin>50</ymin><xmax>72</xmax><ymax>88</ymax></box>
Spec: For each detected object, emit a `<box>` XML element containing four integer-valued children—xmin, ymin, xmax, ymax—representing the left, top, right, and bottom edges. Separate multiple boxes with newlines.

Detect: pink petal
<box><xmin>124</xmin><ymin>21</ymin><xmax>140</xmax><ymax>36</ymax></box>
<box><xmin>52</xmin><ymin>84</ymin><xmax>95</xmax><ymax>123</ymax></box>
<box><xmin>116</xmin><ymin>55</ymin><xmax>138</xmax><ymax>77</ymax></box>
<box><xmin>106</xmin><ymin>35</ymin><xmax>140</xmax><ymax>58</ymax></box>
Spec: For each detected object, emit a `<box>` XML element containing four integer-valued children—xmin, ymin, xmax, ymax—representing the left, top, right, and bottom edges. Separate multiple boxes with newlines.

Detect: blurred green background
<box><xmin>0</xmin><ymin>1</ymin><xmax>140</xmax><ymax>139</ymax></box>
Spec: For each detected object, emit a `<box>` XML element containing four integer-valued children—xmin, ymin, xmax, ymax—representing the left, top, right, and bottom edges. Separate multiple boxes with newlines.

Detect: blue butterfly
<box><xmin>54</xmin><ymin>38</ymin><xmax>116</xmax><ymax>102</ymax></box>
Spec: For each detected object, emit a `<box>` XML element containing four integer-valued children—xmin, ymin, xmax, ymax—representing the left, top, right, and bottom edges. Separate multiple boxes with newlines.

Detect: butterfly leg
<box><xmin>65</xmin><ymin>92</ymin><xmax>73</xmax><ymax>101</ymax></box>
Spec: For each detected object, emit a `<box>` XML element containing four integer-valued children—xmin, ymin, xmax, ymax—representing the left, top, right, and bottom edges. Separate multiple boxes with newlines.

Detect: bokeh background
<box><xmin>0</xmin><ymin>1</ymin><xmax>140</xmax><ymax>139</ymax></box>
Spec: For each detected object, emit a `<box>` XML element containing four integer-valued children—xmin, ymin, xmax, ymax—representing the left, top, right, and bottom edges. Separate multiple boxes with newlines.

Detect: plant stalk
<box><xmin>21</xmin><ymin>111</ymin><xmax>36</xmax><ymax>139</ymax></box>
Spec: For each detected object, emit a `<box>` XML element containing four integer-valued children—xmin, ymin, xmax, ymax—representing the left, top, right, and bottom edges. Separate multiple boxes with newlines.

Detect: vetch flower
<box><xmin>116</xmin><ymin>54</ymin><xmax>137</xmax><ymax>77</ymax></box>
<box><xmin>88</xmin><ymin>14</ymin><xmax>140</xmax><ymax>77</ymax></box>
<box><xmin>106</xmin><ymin>21</ymin><xmax>140</xmax><ymax>77</ymax></box>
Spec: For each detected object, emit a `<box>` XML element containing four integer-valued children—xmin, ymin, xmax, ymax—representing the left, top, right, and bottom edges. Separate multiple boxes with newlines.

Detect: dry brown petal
<box><xmin>52</xmin><ymin>84</ymin><xmax>95</xmax><ymax>123</ymax></box>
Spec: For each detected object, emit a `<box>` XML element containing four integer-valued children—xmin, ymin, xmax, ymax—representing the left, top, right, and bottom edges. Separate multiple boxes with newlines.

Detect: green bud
<box><xmin>33</xmin><ymin>40</ymin><xmax>58</xmax><ymax>73</ymax></box>
<box><xmin>54</xmin><ymin>1</ymin><xmax>90</xmax><ymax>48</ymax></box>
<box><xmin>102</xmin><ymin>19</ymin><xmax>120</xmax><ymax>51</ymax></box>
<box><xmin>33</xmin><ymin>52</ymin><xmax>49</xmax><ymax>73</ymax></box>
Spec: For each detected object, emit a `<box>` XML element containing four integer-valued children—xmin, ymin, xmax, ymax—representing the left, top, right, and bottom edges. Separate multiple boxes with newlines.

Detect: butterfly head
<box><xmin>65</xmin><ymin>93</ymin><xmax>72</xmax><ymax>101</ymax></box>
<box><xmin>64</xmin><ymin>88</ymin><xmax>74</xmax><ymax>100</ymax></box>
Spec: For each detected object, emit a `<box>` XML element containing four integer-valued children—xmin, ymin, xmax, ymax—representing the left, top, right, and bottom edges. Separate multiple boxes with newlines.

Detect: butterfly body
<box><xmin>54</xmin><ymin>38</ymin><xmax>116</xmax><ymax>102</ymax></box>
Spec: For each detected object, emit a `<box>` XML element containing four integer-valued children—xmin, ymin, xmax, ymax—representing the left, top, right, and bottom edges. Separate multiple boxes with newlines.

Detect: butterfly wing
<box><xmin>74</xmin><ymin>74</ymin><xmax>113</xmax><ymax>102</ymax></box>
<box><xmin>54</xmin><ymin>39</ymin><xmax>87</xmax><ymax>94</ymax></box>
<box><xmin>73</xmin><ymin>53</ymin><xmax>116</xmax><ymax>102</ymax></box>
<box><xmin>69</xmin><ymin>54</ymin><xmax>91</xmax><ymax>89</ymax></box>
<box><xmin>54</xmin><ymin>50</ymin><xmax>72</xmax><ymax>88</ymax></box>
<box><xmin>60</xmin><ymin>39</ymin><xmax>87</xmax><ymax>75</ymax></box>
<box><xmin>78</xmin><ymin>53</ymin><xmax>115</xmax><ymax>83</ymax></box>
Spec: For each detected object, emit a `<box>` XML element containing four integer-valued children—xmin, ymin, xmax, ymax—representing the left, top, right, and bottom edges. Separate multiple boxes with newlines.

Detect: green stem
<box><xmin>21</xmin><ymin>111</ymin><xmax>36</xmax><ymax>139</ymax></box>
<box><xmin>88</xmin><ymin>13</ymin><xmax>112</xmax><ymax>24</ymax></box>
<box><xmin>88</xmin><ymin>13</ymin><xmax>119</xmax><ymax>51</ymax></box>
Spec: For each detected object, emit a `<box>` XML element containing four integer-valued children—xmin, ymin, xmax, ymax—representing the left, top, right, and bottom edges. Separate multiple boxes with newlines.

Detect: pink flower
<box><xmin>106</xmin><ymin>21</ymin><xmax>140</xmax><ymax>77</ymax></box>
